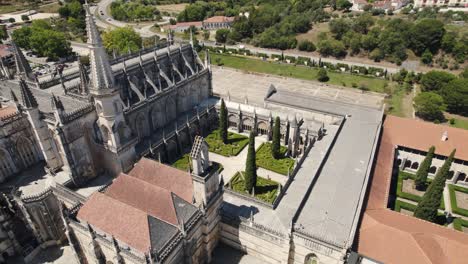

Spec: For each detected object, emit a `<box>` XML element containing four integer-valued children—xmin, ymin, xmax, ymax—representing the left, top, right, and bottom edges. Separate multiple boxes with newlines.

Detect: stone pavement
<box><xmin>210</xmin><ymin>134</ymin><xmax>287</xmax><ymax>186</ymax></box>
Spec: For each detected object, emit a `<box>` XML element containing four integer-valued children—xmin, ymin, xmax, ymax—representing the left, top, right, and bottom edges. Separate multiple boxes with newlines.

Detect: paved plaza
<box><xmin>212</xmin><ymin>67</ymin><xmax>385</xmax><ymax>109</ymax></box>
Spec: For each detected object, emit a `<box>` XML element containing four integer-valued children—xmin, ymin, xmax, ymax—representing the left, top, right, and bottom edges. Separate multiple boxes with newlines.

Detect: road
<box><xmin>92</xmin><ymin>0</ymin><xmax>401</xmax><ymax>73</ymax></box>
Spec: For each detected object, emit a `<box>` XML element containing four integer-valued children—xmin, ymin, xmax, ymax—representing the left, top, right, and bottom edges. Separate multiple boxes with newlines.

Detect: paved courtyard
<box><xmin>212</xmin><ymin>67</ymin><xmax>385</xmax><ymax>109</ymax></box>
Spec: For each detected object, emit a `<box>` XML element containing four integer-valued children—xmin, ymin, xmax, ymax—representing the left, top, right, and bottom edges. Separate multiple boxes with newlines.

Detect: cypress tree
<box><xmin>244</xmin><ymin>132</ymin><xmax>257</xmax><ymax>193</ymax></box>
<box><xmin>415</xmin><ymin>146</ymin><xmax>435</xmax><ymax>190</ymax></box>
<box><xmin>272</xmin><ymin>116</ymin><xmax>281</xmax><ymax>159</ymax></box>
<box><xmin>219</xmin><ymin>99</ymin><xmax>228</xmax><ymax>144</ymax></box>
<box><xmin>414</xmin><ymin>149</ymin><xmax>456</xmax><ymax>223</ymax></box>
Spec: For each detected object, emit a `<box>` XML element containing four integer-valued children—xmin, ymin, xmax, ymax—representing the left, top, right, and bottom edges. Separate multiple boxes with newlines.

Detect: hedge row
<box><xmin>453</xmin><ymin>217</ymin><xmax>468</xmax><ymax>232</ymax></box>
<box><xmin>396</xmin><ymin>170</ymin><xmax>445</xmax><ymax>210</ymax></box>
<box><xmin>205</xmin><ymin>46</ymin><xmax>387</xmax><ymax>78</ymax></box>
<box><xmin>449</xmin><ymin>184</ymin><xmax>468</xmax><ymax>217</ymax></box>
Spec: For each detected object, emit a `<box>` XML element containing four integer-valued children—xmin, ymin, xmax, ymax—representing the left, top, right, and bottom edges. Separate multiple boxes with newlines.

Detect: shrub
<box><xmin>244</xmin><ymin>132</ymin><xmax>257</xmax><ymax>193</ymax></box>
<box><xmin>298</xmin><ymin>40</ymin><xmax>316</xmax><ymax>52</ymax></box>
<box><xmin>317</xmin><ymin>68</ymin><xmax>329</xmax><ymax>82</ymax></box>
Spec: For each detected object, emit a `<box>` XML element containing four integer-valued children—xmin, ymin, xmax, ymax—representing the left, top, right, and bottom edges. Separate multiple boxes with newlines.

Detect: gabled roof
<box><xmin>128</xmin><ymin>157</ymin><xmax>193</xmax><ymax>202</ymax></box>
<box><xmin>203</xmin><ymin>16</ymin><xmax>235</xmax><ymax>23</ymax></box>
<box><xmin>77</xmin><ymin>192</ymin><xmax>151</xmax><ymax>252</ymax></box>
<box><xmin>0</xmin><ymin>105</ymin><xmax>17</xmax><ymax>120</ymax></box>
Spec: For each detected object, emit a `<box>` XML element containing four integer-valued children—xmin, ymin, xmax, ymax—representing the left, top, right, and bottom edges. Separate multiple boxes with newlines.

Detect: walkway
<box><xmin>209</xmin><ymin>134</ymin><xmax>287</xmax><ymax>186</ymax></box>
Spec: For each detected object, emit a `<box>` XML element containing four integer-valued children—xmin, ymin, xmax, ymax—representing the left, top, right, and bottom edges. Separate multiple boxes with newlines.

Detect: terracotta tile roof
<box><xmin>384</xmin><ymin>116</ymin><xmax>468</xmax><ymax>161</ymax></box>
<box><xmin>169</xmin><ymin>21</ymin><xmax>202</xmax><ymax>30</ymax></box>
<box><xmin>0</xmin><ymin>44</ymin><xmax>12</xmax><ymax>58</ymax></box>
<box><xmin>128</xmin><ymin>158</ymin><xmax>193</xmax><ymax>202</ymax></box>
<box><xmin>203</xmin><ymin>16</ymin><xmax>235</xmax><ymax>23</ymax></box>
<box><xmin>104</xmin><ymin>174</ymin><xmax>179</xmax><ymax>225</ymax></box>
<box><xmin>0</xmin><ymin>106</ymin><xmax>17</xmax><ymax>120</ymax></box>
<box><xmin>357</xmin><ymin>116</ymin><xmax>468</xmax><ymax>264</ymax></box>
<box><xmin>77</xmin><ymin>192</ymin><xmax>151</xmax><ymax>252</ymax></box>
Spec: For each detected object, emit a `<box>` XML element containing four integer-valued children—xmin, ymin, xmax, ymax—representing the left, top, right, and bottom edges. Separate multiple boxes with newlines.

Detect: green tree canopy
<box><xmin>219</xmin><ymin>99</ymin><xmax>228</xmax><ymax>144</ymax></box>
<box><xmin>415</xmin><ymin>146</ymin><xmax>435</xmax><ymax>190</ymax></box>
<box><xmin>410</xmin><ymin>19</ymin><xmax>445</xmax><ymax>56</ymax></box>
<box><xmin>414</xmin><ymin>149</ymin><xmax>456</xmax><ymax>223</ymax></box>
<box><xmin>244</xmin><ymin>132</ymin><xmax>257</xmax><ymax>193</ymax></box>
<box><xmin>298</xmin><ymin>40</ymin><xmax>316</xmax><ymax>52</ymax></box>
<box><xmin>102</xmin><ymin>27</ymin><xmax>142</xmax><ymax>55</ymax></box>
<box><xmin>272</xmin><ymin>117</ymin><xmax>281</xmax><ymax>159</ymax></box>
<box><xmin>414</xmin><ymin>92</ymin><xmax>446</xmax><ymax>121</ymax></box>
<box><xmin>317</xmin><ymin>68</ymin><xmax>329</xmax><ymax>82</ymax></box>
<box><xmin>440</xmin><ymin>79</ymin><xmax>468</xmax><ymax>116</ymax></box>
<box><xmin>215</xmin><ymin>29</ymin><xmax>230</xmax><ymax>44</ymax></box>
<box><xmin>420</xmin><ymin>71</ymin><xmax>457</xmax><ymax>92</ymax></box>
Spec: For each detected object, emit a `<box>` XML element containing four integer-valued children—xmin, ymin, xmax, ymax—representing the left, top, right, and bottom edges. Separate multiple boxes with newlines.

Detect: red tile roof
<box><xmin>168</xmin><ymin>21</ymin><xmax>202</xmax><ymax>30</ymax></box>
<box><xmin>357</xmin><ymin>116</ymin><xmax>468</xmax><ymax>264</ymax></box>
<box><xmin>384</xmin><ymin>116</ymin><xmax>468</xmax><ymax>161</ymax></box>
<box><xmin>77</xmin><ymin>192</ymin><xmax>151</xmax><ymax>252</ymax></box>
<box><xmin>203</xmin><ymin>16</ymin><xmax>235</xmax><ymax>23</ymax></box>
<box><xmin>0</xmin><ymin>106</ymin><xmax>17</xmax><ymax>120</ymax></box>
<box><xmin>77</xmin><ymin>158</ymin><xmax>195</xmax><ymax>253</ymax></box>
<box><xmin>128</xmin><ymin>158</ymin><xmax>193</xmax><ymax>202</ymax></box>
<box><xmin>104</xmin><ymin>174</ymin><xmax>179</xmax><ymax>225</ymax></box>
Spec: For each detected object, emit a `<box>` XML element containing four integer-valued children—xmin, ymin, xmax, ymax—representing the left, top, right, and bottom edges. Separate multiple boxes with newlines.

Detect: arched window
<box><xmin>0</xmin><ymin>148</ymin><xmax>14</xmax><ymax>181</ymax></box>
<box><xmin>305</xmin><ymin>253</ymin><xmax>319</xmax><ymax>264</ymax></box>
<box><xmin>404</xmin><ymin>160</ymin><xmax>412</xmax><ymax>168</ymax></box>
<box><xmin>411</xmin><ymin>162</ymin><xmax>419</xmax><ymax>170</ymax></box>
<box><xmin>429</xmin><ymin>166</ymin><xmax>437</xmax><ymax>174</ymax></box>
<box><xmin>16</xmin><ymin>137</ymin><xmax>36</xmax><ymax>168</ymax></box>
<box><xmin>257</xmin><ymin>121</ymin><xmax>269</xmax><ymax>135</ymax></box>
<box><xmin>134</xmin><ymin>113</ymin><xmax>148</xmax><ymax>140</ymax></box>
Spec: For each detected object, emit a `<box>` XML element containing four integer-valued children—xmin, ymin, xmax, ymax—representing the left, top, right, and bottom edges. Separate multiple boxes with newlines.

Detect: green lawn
<box><xmin>172</xmin><ymin>153</ymin><xmax>191</xmax><ymax>172</ymax></box>
<box><xmin>256</xmin><ymin>143</ymin><xmax>294</xmax><ymax>176</ymax></box>
<box><xmin>206</xmin><ymin>129</ymin><xmax>249</xmax><ymax>157</ymax></box>
<box><xmin>210</xmin><ymin>52</ymin><xmax>390</xmax><ymax>93</ymax></box>
<box><xmin>229</xmin><ymin>171</ymin><xmax>279</xmax><ymax>204</ymax></box>
<box><xmin>386</xmin><ymin>86</ymin><xmax>406</xmax><ymax>117</ymax></box>
<box><xmin>448</xmin><ymin>184</ymin><xmax>468</xmax><ymax>217</ymax></box>
<box><xmin>449</xmin><ymin>118</ymin><xmax>468</xmax><ymax>130</ymax></box>
<box><xmin>396</xmin><ymin>171</ymin><xmax>445</xmax><ymax>210</ymax></box>
<box><xmin>453</xmin><ymin>217</ymin><xmax>468</xmax><ymax>232</ymax></box>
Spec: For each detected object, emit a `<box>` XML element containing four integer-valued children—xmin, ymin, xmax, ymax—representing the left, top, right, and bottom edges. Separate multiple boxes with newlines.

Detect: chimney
<box><xmin>441</xmin><ymin>131</ymin><xmax>448</xmax><ymax>141</ymax></box>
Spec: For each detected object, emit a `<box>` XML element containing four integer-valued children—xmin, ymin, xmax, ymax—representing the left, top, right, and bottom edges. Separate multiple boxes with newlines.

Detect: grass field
<box><xmin>395</xmin><ymin>170</ymin><xmax>445</xmax><ymax>210</ymax></box>
<box><xmin>230</xmin><ymin>172</ymin><xmax>279</xmax><ymax>204</ymax></box>
<box><xmin>205</xmin><ymin>129</ymin><xmax>249</xmax><ymax>157</ymax></box>
<box><xmin>256</xmin><ymin>143</ymin><xmax>294</xmax><ymax>176</ymax></box>
<box><xmin>172</xmin><ymin>153</ymin><xmax>191</xmax><ymax>172</ymax></box>
<box><xmin>448</xmin><ymin>184</ymin><xmax>468</xmax><ymax>217</ymax></box>
<box><xmin>157</xmin><ymin>3</ymin><xmax>187</xmax><ymax>14</ymax></box>
<box><xmin>386</xmin><ymin>86</ymin><xmax>406</xmax><ymax>117</ymax></box>
<box><xmin>38</xmin><ymin>2</ymin><xmax>61</xmax><ymax>13</ymax></box>
<box><xmin>449</xmin><ymin>118</ymin><xmax>468</xmax><ymax>130</ymax></box>
<box><xmin>210</xmin><ymin>52</ymin><xmax>390</xmax><ymax>93</ymax></box>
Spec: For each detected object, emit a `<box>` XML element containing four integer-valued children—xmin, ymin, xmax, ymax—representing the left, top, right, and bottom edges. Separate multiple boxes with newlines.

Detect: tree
<box><xmin>415</xmin><ymin>146</ymin><xmax>435</xmax><ymax>190</ymax></box>
<box><xmin>410</xmin><ymin>19</ymin><xmax>445</xmax><ymax>56</ymax></box>
<box><xmin>440</xmin><ymin>79</ymin><xmax>468</xmax><ymax>116</ymax></box>
<box><xmin>298</xmin><ymin>40</ymin><xmax>316</xmax><ymax>52</ymax></box>
<box><xmin>460</xmin><ymin>67</ymin><xmax>468</xmax><ymax>79</ymax></box>
<box><xmin>21</xmin><ymin>15</ymin><xmax>29</xmax><ymax>21</ymax></box>
<box><xmin>420</xmin><ymin>71</ymin><xmax>457</xmax><ymax>92</ymax></box>
<box><xmin>219</xmin><ymin>99</ymin><xmax>228</xmax><ymax>144</ymax></box>
<box><xmin>336</xmin><ymin>0</ymin><xmax>353</xmax><ymax>11</ymax></box>
<box><xmin>215</xmin><ymin>29</ymin><xmax>230</xmax><ymax>44</ymax></box>
<box><xmin>244</xmin><ymin>132</ymin><xmax>257</xmax><ymax>193</ymax></box>
<box><xmin>203</xmin><ymin>30</ymin><xmax>210</xmax><ymax>40</ymax></box>
<box><xmin>317</xmin><ymin>68</ymin><xmax>329</xmax><ymax>82</ymax></box>
<box><xmin>421</xmin><ymin>49</ymin><xmax>433</xmax><ymax>65</ymax></box>
<box><xmin>329</xmin><ymin>18</ymin><xmax>350</xmax><ymax>40</ymax></box>
<box><xmin>272</xmin><ymin>117</ymin><xmax>281</xmax><ymax>159</ymax></box>
<box><xmin>414</xmin><ymin>149</ymin><xmax>456</xmax><ymax>223</ymax></box>
<box><xmin>102</xmin><ymin>26</ymin><xmax>142</xmax><ymax>55</ymax></box>
<box><xmin>413</xmin><ymin>92</ymin><xmax>446</xmax><ymax>121</ymax></box>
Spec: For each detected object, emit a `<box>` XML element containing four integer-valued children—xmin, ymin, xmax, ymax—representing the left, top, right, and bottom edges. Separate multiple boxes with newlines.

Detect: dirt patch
<box><xmin>157</xmin><ymin>3</ymin><xmax>187</xmax><ymax>15</ymax></box>
<box><xmin>400</xmin><ymin>209</ymin><xmax>413</xmax><ymax>216</ymax></box>
<box><xmin>455</xmin><ymin>191</ymin><xmax>468</xmax><ymax>210</ymax></box>
<box><xmin>462</xmin><ymin>226</ymin><xmax>468</xmax><ymax>234</ymax></box>
<box><xmin>402</xmin><ymin>179</ymin><xmax>425</xmax><ymax>197</ymax></box>
<box><xmin>296</xmin><ymin>22</ymin><xmax>329</xmax><ymax>43</ymax></box>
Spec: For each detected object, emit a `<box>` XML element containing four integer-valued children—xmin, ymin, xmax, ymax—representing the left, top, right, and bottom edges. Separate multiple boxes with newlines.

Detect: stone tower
<box><xmin>84</xmin><ymin>3</ymin><xmax>135</xmax><ymax>173</ymax></box>
<box><xmin>18</xmin><ymin>79</ymin><xmax>62</xmax><ymax>170</ymax></box>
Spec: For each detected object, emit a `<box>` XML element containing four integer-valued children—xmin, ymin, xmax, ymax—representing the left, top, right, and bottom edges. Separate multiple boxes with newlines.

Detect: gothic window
<box><xmin>116</xmin><ymin>123</ymin><xmax>127</xmax><ymax>145</ymax></box>
<box><xmin>150</xmin><ymin>106</ymin><xmax>164</xmax><ymax>131</ymax></box>
<box><xmin>228</xmin><ymin>115</ymin><xmax>238</xmax><ymax>129</ymax></box>
<box><xmin>113</xmin><ymin>101</ymin><xmax>121</xmax><ymax>114</ymax></box>
<box><xmin>100</xmin><ymin>125</ymin><xmax>110</xmax><ymax>144</ymax></box>
<box><xmin>242</xmin><ymin>118</ymin><xmax>254</xmax><ymax>132</ymax></box>
<box><xmin>304</xmin><ymin>254</ymin><xmax>319</xmax><ymax>264</ymax></box>
<box><xmin>165</xmin><ymin>97</ymin><xmax>176</xmax><ymax>123</ymax></box>
<box><xmin>0</xmin><ymin>148</ymin><xmax>13</xmax><ymax>181</ymax></box>
<box><xmin>16</xmin><ymin>137</ymin><xmax>36</xmax><ymax>168</ymax></box>
<box><xmin>257</xmin><ymin>121</ymin><xmax>269</xmax><ymax>135</ymax></box>
<box><xmin>134</xmin><ymin>113</ymin><xmax>148</xmax><ymax>140</ymax></box>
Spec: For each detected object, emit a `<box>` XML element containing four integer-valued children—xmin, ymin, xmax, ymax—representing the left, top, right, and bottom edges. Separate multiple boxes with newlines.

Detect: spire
<box><xmin>19</xmin><ymin>78</ymin><xmax>38</xmax><ymax>108</ymax></box>
<box><xmin>11</xmin><ymin>42</ymin><xmax>34</xmax><ymax>80</ymax></box>
<box><xmin>84</xmin><ymin>2</ymin><xmax>115</xmax><ymax>92</ymax></box>
<box><xmin>189</xmin><ymin>28</ymin><xmax>193</xmax><ymax>47</ymax></box>
<box><xmin>10</xmin><ymin>89</ymin><xmax>18</xmax><ymax>102</ymax></box>
<box><xmin>78</xmin><ymin>61</ymin><xmax>89</xmax><ymax>95</ymax></box>
<box><xmin>51</xmin><ymin>94</ymin><xmax>64</xmax><ymax>111</ymax></box>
